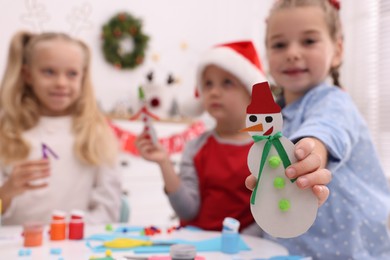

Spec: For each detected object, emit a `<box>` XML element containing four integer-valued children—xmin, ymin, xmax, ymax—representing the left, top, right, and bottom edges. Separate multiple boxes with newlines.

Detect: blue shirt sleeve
<box><xmin>287</xmin><ymin>88</ymin><xmax>366</xmax><ymax>163</ymax></box>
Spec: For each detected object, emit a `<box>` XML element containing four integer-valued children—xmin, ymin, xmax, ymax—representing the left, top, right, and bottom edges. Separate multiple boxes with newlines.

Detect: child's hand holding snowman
<box><xmin>245</xmin><ymin>137</ymin><xmax>331</xmax><ymax>206</ymax></box>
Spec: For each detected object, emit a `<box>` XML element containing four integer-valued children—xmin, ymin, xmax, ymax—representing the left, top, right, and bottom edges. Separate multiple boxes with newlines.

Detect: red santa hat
<box><xmin>247</xmin><ymin>82</ymin><xmax>281</xmax><ymax>114</ymax></box>
<box><xmin>196</xmin><ymin>41</ymin><xmax>266</xmax><ymax>95</ymax></box>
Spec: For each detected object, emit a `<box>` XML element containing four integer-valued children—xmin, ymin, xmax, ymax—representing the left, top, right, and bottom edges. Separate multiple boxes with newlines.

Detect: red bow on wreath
<box><xmin>329</xmin><ymin>0</ymin><xmax>340</xmax><ymax>10</ymax></box>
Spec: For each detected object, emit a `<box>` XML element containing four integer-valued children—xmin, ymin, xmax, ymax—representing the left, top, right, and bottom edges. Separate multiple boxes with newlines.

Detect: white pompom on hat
<box><xmin>196</xmin><ymin>40</ymin><xmax>266</xmax><ymax>96</ymax></box>
<box><xmin>185</xmin><ymin>41</ymin><xmax>266</xmax><ymax>117</ymax></box>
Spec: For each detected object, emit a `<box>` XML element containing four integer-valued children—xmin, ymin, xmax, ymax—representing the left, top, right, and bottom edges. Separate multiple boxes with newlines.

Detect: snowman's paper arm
<box><xmin>130</xmin><ymin>106</ymin><xmax>160</xmax><ymax>121</ymax></box>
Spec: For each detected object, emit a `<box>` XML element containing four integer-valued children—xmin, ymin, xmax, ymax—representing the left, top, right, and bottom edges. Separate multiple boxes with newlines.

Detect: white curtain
<box><xmin>342</xmin><ymin>0</ymin><xmax>390</xmax><ymax>177</ymax></box>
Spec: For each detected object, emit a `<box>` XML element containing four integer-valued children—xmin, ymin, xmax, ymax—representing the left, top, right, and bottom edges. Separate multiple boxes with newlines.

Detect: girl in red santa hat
<box><xmin>136</xmin><ymin>40</ymin><xmax>331</xmax><ymax>234</ymax></box>
<box><xmin>245</xmin><ymin>0</ymin><xmax>390</xmax><ymax>259</ymax></box>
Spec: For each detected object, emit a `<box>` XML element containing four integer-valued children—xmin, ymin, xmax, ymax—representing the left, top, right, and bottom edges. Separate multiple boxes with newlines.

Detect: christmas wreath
<box><xmin>102</xmin><ymin>12</ymin><xmax>149</xmax><ymax>69</ymax></box>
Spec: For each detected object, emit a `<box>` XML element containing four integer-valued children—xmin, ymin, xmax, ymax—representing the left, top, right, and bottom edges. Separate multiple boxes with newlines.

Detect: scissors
<box><xmin>103</xmin><ymin>238</ymin><xmax>175</xmax><ymax>249</ymax></box>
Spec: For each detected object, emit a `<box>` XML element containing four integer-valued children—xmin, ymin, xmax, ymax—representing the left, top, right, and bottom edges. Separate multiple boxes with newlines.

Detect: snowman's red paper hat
<box><xmin>196</xmin><ymin>40</ymin><xmax>266</xmax><ymax>95</ymax></box>
<box><xmin>247</xmin><ymin>82</ymin><xmax>281</xmax><ymax>114</ymax></box>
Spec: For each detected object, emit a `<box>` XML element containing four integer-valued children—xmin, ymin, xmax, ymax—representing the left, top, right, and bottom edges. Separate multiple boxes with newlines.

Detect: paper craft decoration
<box><xmin>131</xmin><ymin>86</ymin><xmax>159</xmax><ymax>144</ymax></box>
<box><xmin>134</xmin><ymin>71</ymin><xmax>180</xmax><ymax>119</ymax></box>
<box><xmin>29</xmin><ymin>143</ymin><xmax>58</xmax><ymax>187</ymax></box>
<box><xmin>241</xmin><ymin>82</ymin><xmax>318</xmax><ymax>238</ymax></box>
<box><xmin>41</xmin><ymin>143</ymin><xmax>59</xmax><ymax>159</ymax></box>
<box><xmin>103</xmin><ymin>238</ymin><xmax>174</xmax><ymax>249</ymax></box>
<box><xmin>109</xmin><ymin>120</ymin><xmax>205</xmax><ymax>156</ymax></box>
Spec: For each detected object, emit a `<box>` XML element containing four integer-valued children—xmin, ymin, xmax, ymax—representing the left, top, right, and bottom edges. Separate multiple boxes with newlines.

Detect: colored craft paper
<box><xmin>86</xmin><ymin>234</ymin><xmax>250</xmax><ymax>254</ymax></box>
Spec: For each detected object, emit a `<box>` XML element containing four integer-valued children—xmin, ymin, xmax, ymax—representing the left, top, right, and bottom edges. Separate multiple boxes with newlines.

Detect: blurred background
<box><xmin>1</xmin><ymin>0</ymin><xmax>389</xmax><ymax>225</ymax></box>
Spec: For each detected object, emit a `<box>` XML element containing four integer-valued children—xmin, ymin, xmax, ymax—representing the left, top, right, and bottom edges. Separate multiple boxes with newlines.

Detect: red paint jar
<box><xmin>68</xmin><ymin>210</ymin><xmax>84</xmax><ymax>240</ymax></box>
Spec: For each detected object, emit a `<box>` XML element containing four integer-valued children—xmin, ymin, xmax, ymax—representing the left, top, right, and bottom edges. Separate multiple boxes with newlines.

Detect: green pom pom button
<box><xmin>273</xmin><ymin>177</ymin><xmax>285</xmax><ymax>189</ymax></box>
<box><xmin>279</xmin><ymin>199</ymin><xmax>291</xmax><ymax>212</ymax></box>
<box><xmin>269</xmin><ymin>156</ymin><xmax>281</xmax><ymax>168</ymax></box>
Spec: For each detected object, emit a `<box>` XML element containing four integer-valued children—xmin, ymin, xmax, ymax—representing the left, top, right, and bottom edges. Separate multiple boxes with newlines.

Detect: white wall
<box><xmin>0</xmin><ymin>0</ymin><xmax>273</xmax><ymax>113</ymax></box>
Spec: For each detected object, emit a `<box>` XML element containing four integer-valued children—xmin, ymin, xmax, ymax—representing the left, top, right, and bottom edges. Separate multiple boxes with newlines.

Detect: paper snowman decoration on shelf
<box><xmin>242</xmin><ymin>82</ymin><xmax>318</xmax><ymax>238</ymax></box>
<box><xmin>136</xmin><ymin>71</ymin><xmax>179</xmax><ymax>119</ymax></box>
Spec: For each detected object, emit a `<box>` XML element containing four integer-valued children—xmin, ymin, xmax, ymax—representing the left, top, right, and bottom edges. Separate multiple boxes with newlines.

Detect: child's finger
<box><xmin>26</xmin><ymin>183</ymin><xmax>49</xmax><ymax>190</ymax></box>
<box><xmin>135</xmin><ymin>132</ymin><xmax>149</xmax><ymax>145</ymax></box>
<box><xmin>135</xmin><ymin>137</ymin><xmax>153</xmax><ymax>149</ymax></box>
<box><xmin>137</xmin><ymin>142</ymin><xmax>156</xmax><ymax>155</ymax></box>
<box><xmin>295</xmin><ymin>168</ymin><xmax>332</xmax><ymax>189</ymax></box>
<box><xmin>11</xmin><ymin>169</ymin><xmax>49</xmax><ymax>188</ymax></box>
<box><xmin>295</xmin><ymin>138</ymin><xmax>315</xmax><ymax>160</ymax></box>
<box><xmin>312</xmin><ymin>185</ymin><xmax>330</xmax><ymax>207</ymax></box>
<box><xmin>26</xmin><ymin>170</ymin><xmax>51</xmax><ymax>181</ymax></box>
<box><xmin>17</xmin><ymin>159</ymin><xmax>49</xmax><ymax>169</ymax></box>
<box><xmin>25</xmin><ymin>164</ymin><xmax>50</xmax><ymax>173</ymax></box>
<box><xmin>286</xmin><ymin>153</ymin><xmax>321</xmax><ymax>179</ymax></box>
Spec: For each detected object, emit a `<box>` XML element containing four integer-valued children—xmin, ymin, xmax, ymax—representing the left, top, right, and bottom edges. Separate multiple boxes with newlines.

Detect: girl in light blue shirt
<box><xmin>247</xmin><ymin>0</ymin><xmax>390</xmax><ymax>259</ymax></box>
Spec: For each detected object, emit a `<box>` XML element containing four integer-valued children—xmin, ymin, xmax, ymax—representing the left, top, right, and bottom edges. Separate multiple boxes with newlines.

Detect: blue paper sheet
<box><xmin>85</xmin><ymin>234</ymin><xmax>250</xmax><ymax>254</ymax></box>
<box><xmin>134</xmin><ymin>236</ymin><xmax>250</xmax><ymax>254</ymax></box>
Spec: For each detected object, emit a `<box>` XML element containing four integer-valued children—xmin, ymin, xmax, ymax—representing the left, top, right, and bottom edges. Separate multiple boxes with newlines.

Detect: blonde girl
<box><xmin>0</xmin><ymin>31</ymin><xmax>122</xmax><ymax>225</ymax></box>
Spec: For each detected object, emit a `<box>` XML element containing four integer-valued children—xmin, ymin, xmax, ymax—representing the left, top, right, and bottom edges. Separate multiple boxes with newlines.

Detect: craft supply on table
<box><xmin>221</xmin><ymin>217</ymin><xmax>240</xmax><ymax>254</ymax></box>
<box><xmin>50</xmin><ymin>210</ymin><xmax>67</xmax><ymax>241</ymax></box>
<box><xmin>68</xmin><ymin>209</ymin><xmax>84</xmax><ymax>240</ymax></box>
<box><xmin>170</xmin><ymin>244</ymin><xmax>197</xmax><ymax>260</ymax></box>
<box><xmin>23</xmin><ymin>222</ymin><xmax>44</xmax><ymax>247</ymax></box>
<box><xmin>103</xmin><ymin>238</ymin><xmax>175</xmax><ymax>249</ymax></box>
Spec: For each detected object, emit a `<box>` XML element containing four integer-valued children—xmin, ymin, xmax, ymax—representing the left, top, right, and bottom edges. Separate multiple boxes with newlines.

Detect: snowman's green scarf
<box><xmin>250</xmin><ymin>131</ymin><xmax>296</xmax><ymax>205</ymax></box>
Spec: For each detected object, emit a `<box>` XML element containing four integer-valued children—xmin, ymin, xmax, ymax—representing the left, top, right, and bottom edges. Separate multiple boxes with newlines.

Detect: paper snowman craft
<box><xmin>137</xmin><ymin>71</ymin><xmax>179</xmax><ymax>119</ymax></box>
<box><xmin>131</xmin><ymin>86</ymin><xmax>159</xmax><ymax>144</ymax></box>
<box><xmin>242</xmin><ymin>82</ymin><xmax>318</xmax><ymax>238</ymax></box>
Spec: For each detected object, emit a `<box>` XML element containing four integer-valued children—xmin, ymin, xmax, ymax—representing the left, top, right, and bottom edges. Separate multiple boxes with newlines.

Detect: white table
<box><xmin>0</xmin><ymin>225</ymin><xmax>288</xmax><ymax>259</ymax></box>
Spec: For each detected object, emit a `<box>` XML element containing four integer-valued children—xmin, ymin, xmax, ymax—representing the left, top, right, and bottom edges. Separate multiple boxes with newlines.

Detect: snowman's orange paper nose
<box><xmin>240</xmin><ymin>123</ymin><xmax>263</xmax><ymax>132</ymax></box>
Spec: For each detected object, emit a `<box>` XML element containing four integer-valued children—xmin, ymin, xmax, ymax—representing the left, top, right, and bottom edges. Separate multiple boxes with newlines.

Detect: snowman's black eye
<box><xmin>265</xmin><ymin>116</ymin><xmax>273</xmax><ymax>123</ymax></box>
<box><xmin>249</xmin><ymin>115</ymin><xmax>257</xmax><ymax>122</ymax></box>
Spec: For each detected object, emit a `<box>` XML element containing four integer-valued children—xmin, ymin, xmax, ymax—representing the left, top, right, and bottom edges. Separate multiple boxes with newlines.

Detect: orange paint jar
<box><xmin>23</xmin><ymin>222</ymin><xmax>44</xmax><ymax>247</ymax></box>
<box><xmin>50</xmin><ymin>210</ymin><xmax>66</xmax><ymax>241</ymax></box>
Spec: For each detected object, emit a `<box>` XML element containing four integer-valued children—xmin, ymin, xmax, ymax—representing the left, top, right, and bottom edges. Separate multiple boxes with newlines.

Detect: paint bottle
<box><xmin>68</xmin><ymin>210</ymin><xmax>84</xmax><ymax>240</ymax></box>
<box><xmin>23</xmin><ymin>222</ymin><xmax>44</xmax><ymax>247</ymax></box>
<box><xmin>170</xmin><ymin>244</ymin><xmax>196</xmax><ymax>260</ymax></box>
<box><xmin>50</xmin><ymin>210</ymin><xmax>66</xmax><ymax>241</ymax></box>
<box><xmin>221</xmin><ymin>217</ymin><xmax>240</xmax><ymax>254</ymax></box>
